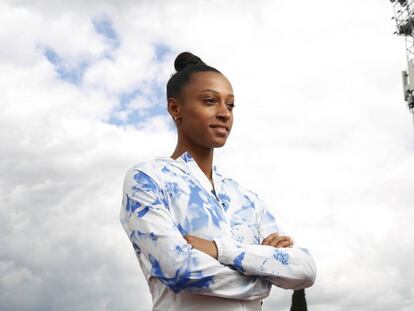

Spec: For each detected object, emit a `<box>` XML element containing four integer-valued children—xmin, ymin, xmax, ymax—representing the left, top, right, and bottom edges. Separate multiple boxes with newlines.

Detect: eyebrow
<box><xmin>199</xmin><ymin>89</ymin><xmax>234</xmax><ymax>98</ymax></box>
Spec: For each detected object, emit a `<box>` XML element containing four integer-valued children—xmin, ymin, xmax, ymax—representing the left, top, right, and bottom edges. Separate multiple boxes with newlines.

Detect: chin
<box><xmin>212</xmin><ymin>144</ymin><xmax>225</xmax><ymax>148</ymax></box>
<box><xmin>211</xmin><ymin>140</ymin><xmax>227</xmax><ymax>148</ymax></box>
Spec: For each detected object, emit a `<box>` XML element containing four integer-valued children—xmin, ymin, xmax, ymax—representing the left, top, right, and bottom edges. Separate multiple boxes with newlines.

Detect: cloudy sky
<box><xmin>1</xmin><ymin>0</ymin><xmax>413</xmax><ymax>310</ymax></box>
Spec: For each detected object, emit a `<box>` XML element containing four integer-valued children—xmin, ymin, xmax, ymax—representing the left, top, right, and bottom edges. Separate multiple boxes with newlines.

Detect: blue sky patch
<box><xmin>43</xmin><ymin>47</ymin><xmax>89</xmax><ymax>85</ymax></box>
<box><xmin>154</xmin><ymin>42</ymin><xmax>173</xmax><ymax>62</ymax></box>
<box><xmin>92</xmin><ymin>15</ymin><xmax>121</xmax><ymax>50</ymax></box>
<box><xmin>107</xmin><ymin>79</ymin><xmax>169</xmax><ymax>127</ymax></box>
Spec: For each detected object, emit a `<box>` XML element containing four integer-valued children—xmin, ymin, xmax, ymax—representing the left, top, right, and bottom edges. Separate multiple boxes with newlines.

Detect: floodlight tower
<box><xmin>390</xmin><ymin>0</ymin><xmax>414</xmax><ymax>126</ymax></box>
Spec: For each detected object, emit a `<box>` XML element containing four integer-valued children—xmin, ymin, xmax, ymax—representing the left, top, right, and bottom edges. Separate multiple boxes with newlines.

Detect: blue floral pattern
<box><xmin>120</xmin><ymin>150</ymin><xmax>316</xmax><ymax>309</ymax></box>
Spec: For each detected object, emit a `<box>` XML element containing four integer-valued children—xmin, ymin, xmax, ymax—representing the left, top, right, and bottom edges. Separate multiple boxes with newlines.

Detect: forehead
<box><xmin>184</xmin><ymin>71</ymin><xmax>233</xmax><ymax>97</ymax></box>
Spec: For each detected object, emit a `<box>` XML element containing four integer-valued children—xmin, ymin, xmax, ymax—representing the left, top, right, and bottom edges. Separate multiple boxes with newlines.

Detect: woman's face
<box><xmin>174</xmin><ymin>71</ymin><xmax>235</xmax><ymax>149</ymax></box>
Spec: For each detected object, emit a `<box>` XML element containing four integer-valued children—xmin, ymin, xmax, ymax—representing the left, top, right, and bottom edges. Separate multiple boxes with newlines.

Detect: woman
<box><xmin>119</xmin><ymin>52</ymin><xmax>316</xmax><ymax>311</ymax></box>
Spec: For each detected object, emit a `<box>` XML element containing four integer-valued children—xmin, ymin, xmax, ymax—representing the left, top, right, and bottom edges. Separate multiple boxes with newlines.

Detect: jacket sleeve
<box><xmin>119</xmin><ymin>168</ymin><xmax>271</xmax><ymax>300</ymax></box>
<box><xmin>213</xmin><ymin>191</ymin><xmax>317</xmax><ymax>290</ymax></box>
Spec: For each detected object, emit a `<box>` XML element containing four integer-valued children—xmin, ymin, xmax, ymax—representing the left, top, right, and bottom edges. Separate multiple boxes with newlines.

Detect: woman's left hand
<box><xmin>184</xmin><ymin>234</ymin><xmax>218</xmax><ymax>259</ymax></box>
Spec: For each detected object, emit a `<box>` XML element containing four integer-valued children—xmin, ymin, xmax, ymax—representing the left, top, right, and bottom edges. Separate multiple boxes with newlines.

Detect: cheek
<box><xmin>184</xmin><ymin>111</ymin><xmax>211</xmax><ymax>133</ymax></box>
<box><xmin>186</xmin><ymin>122</ymin><xmax>210</xmax><ymax>140</ymax></box>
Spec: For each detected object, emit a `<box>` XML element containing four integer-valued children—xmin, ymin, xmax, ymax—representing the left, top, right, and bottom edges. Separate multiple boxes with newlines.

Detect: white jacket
<box><xmin>120</xmin><ymin>151</ymin><xmax>316</xmax><ymax>310</ymax></box>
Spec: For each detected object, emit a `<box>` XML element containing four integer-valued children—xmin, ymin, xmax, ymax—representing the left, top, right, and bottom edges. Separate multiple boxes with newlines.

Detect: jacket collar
<box><xmin>162</xmin><ymin>150</ymin><xmax>223</xmax><ymax>196</ymax></box>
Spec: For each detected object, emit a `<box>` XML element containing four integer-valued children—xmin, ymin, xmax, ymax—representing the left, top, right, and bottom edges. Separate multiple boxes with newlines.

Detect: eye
<box><xmin>227</xmin><ymin>103</ymin><xmax>235</xmax><ymax>110</ymax></box>
<box><xmin>205</xmin><ymin>97</ymin><xmax>216</xmax><ymax>104</ymax></box>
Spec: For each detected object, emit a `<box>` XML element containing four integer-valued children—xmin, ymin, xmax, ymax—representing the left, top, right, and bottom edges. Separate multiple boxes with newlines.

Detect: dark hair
<box><xmin>166</xmin><ymin>51</ymin><xmax>221</xmax><ymax>100</ymax></box>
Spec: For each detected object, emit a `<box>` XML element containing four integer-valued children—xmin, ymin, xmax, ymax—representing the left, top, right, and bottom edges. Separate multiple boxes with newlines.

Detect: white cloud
<box><xmin>1</xmin><ymin>0</ymin><xmax>413</xmax><ymax>310</ymax></box>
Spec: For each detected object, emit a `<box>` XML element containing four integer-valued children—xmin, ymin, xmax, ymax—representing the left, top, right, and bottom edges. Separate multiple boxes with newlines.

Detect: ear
<box><xmin>167</xmin><ymin>97</ymin><xmax>181</xmax><ymax>119</ymax></box>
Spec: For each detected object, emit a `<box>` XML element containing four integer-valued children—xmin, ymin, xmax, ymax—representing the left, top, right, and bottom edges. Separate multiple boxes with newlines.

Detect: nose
<box><xmin>216</xmin><ymin>100</ymin><xmax>232</xmax><ymax>121</ymax></box>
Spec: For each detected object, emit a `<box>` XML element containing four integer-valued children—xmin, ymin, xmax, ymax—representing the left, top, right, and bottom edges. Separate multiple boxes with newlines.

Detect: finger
<box><xmin>274</xmin><ymin>236</ymin><xmax>295</xmax><ymax>248</ymax></box>
<box><xmin>184</xmin><ymin>235</ymin><xmax>195</xmax><ymax>244</ymax></box>
<box><xmin>276</xmin><ymin>236</ymin><xmax>293</xmax><ymax>246</ymax></box>
<box><xmin>261</xmin><ymin>237</ymin><xmax>270</xmax><ymax>245</ymax></box>
<box><xmin>262</xmin><ymin>233</ymin><xmax>280</xmax><ymax>245</ymax></box>
<box><xmin>276</xmin><ymin>236</ymin><xmax>292</xmax><ymax>243</ymax></box>
<box><xmin>268</xmin><ymin>235</ymin><xmax>290</xmax><ymax>247</ymax></box>
<box><xmin>276</xmin><ymin>240</ymin><xmax>293</xmax><ymax>248</ymax></box>
<box><xmin>284</xmin><ymin>236</ymin><xmax>294</xmax><ymax>246</ymax></box>
<box><xmin>262</xmin><ymin>238</ymin><xmax>272</xmax><ymax>246</ymax></box>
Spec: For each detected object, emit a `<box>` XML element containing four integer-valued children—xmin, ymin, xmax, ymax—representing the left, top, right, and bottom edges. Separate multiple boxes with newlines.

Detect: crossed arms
<box><xmin>120</xmin><ymin>169</ymin><xmax>316</xmax><ymax>299</ymax></box>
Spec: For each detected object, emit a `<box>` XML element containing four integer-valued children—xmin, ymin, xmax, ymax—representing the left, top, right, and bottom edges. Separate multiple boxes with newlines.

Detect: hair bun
<box><xmin>174</xmin><ymin>51</ymin><xmax>204</xmax><ymax>72</ymax></box>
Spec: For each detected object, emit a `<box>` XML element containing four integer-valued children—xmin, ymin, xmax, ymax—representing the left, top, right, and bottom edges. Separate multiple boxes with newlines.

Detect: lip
<box><xmin>210</xmin><ymin>124</ymin><xmax>229</xmax><ymax>132</ymax></box>
<box><xmin>210</xmin><ymin>125</ymin><xmax>229</xmax><ymax>136</ymax></box>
